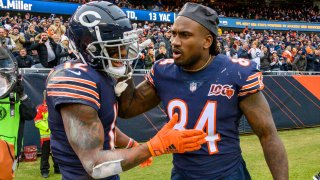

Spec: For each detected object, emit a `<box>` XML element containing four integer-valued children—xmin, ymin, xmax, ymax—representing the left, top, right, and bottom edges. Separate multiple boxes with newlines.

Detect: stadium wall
<box><xmin>22</xmin><ymin>72</ymin><xmax>320</xmax><ymax>150</ymax></box>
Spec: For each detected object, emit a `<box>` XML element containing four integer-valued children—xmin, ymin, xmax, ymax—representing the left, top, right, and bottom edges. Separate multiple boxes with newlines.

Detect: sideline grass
<box><xmin>15</xmin><ymin>127</ymin><xmax>320</xmax><ymax>180</ymax></box>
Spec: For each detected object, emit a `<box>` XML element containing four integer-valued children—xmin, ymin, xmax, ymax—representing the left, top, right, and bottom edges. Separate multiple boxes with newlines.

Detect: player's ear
<box><xmin>203</xmin><ymin>33</ymin><xmax>213</xmax><ymax>49</ymax></box>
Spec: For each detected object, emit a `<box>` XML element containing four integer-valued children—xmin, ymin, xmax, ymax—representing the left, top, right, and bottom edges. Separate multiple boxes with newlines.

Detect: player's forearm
<box><xmin>97</xmin><ymin>144</ymin><xmax>152</xmax><ymax>171</ymax></box>
<box><xmin>117</xmin><ymin>80</ymin><xmax>160</xmax><ymax>118</ymax></box>
<box><xmin>260</xmin><ymin>133</ymin><xmax>288</xmax><ymax>180</ymax></box>
<box><xmin>117</xmin><ymin>77</ymin><xmax>136</xmax><ymax>118</ymax></box>
<box><xmin>61</xmin><ymin>104</ymin><xmax>152</xmax><ymax>177</ymax></box>
<box><xmin>77</xmin><ymin>143</ymin><xmax>152</xmax><ymax>177</ymax></box>
<box><xmin>114</xmin><ymin>127</ymin><xmax>131</xmax><ymax>148</ymax></box>
<box><xmin>240</xmin><ymin>92</ymin><xmax>288</xmax><ymax>180</ymax></box>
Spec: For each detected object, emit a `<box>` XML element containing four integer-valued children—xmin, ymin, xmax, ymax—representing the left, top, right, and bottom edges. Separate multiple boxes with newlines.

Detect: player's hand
<box><xmin>132</xmin><ymin>141</ymin><xmax>153</xmax><ymax>167</ymax></box>
<box><xmin>147</xmin><ymin>113</ymin><xmax>206</xmax><ymax>156</ymax></box>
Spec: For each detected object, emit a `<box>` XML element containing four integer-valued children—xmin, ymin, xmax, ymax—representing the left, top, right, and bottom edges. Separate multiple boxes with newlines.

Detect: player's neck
<box><xmin>183</xmin><ymin>54</ymin><xmax>213</xmax><ymax>73</ymax></box>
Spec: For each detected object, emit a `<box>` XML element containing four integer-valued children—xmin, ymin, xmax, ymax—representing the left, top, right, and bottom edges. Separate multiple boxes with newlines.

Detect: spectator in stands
<box><xmin>25</xmin><ymin>25</ymin><xmax>38</xmax><ymax>47</ymax></box>
<box><xmin>314</xmin><ymin>49</ymin><xmax>320</xmax><ymax>71</ymax></box>
<box><xmin>52</xmin><ymin>34</ymin><xmax>61</xmax><ymax>44</ymax></box>
<box><xmin>9</xmin><ymin>26</ymin><xmax>25</xmax><ymax>57</ymax></box>
<box><xmin>266</xmin><ymin>39</ymin><xmax>275</xmax><ymax>53</ymax></box>
<box><xmin>260</xmin><ymin>46</ymin><xmax>271</xmax><ymax>72</ymax></box>
<box><xmin>223</xmin><ymin>45</ymin><xmax>232</xmax><ymax>58</ymax></box>
<box><xmin>277</xmin><ymin>42</ymin><xmax>286</xmax><ymax>58</ymax></box>
<box><xmin>144</xmin><ymin>47</ymin><xmax>155</xmax><ymax>69</ymax></box>
<box><xmin>292</xmin><ymin>49</ymin><xmax>307</xmax><ymax>71</ymax></box>
<box><xmin>36</xmin><ymin>19</ymin><xmax>48</xmax><ymax>34</ymax></box>
<box><xmin>270</xmin><ymin>51</ymin><xmax>280</xmax><ymax>71</ymax></box>
<box><xmin>63</xmin><ymin>20</ymin><xmax>69</xmax><ymax>30</ymax></box>
<box><xmin>248</xmin><ymin>42</ymin><xmax>262</xmax><ymax>67</ymax></box>
<box><xmin>29</xmin><ymin>32</ymin><xmax>57</xmax><ymax>68</ymax></box>
<box><xmin>306</xmin><ymin>49</ymin><xmax>316</xmax><ymax>71</ymax></box>
<box><xmin>16</xmin><ymin>48</ymin><xmax>34</xmax><ymax>68</ymax></box>
<box><xmin>47</xmin><ymin>27</ymin><xmax>55</xmax><ymax>38</ymax></box>
<box><xmin>163</xmin><ymin>30</ymin><xmax>172</xmax><ymax>58</ymax></box>
<box><xmin>24</xmin><ymin>24</ymin><xmax>40</xmax><ymax>65</ymax></box>
<box><xmin>155</xmin><ymin>42</ymin><xmax>168</xmax><ymax>60</ymax></box>
<box><xmin>279</xmin><ymin>57</ymin><xmax>288</xmax><ymax>71</ymax></box>
<box><xmin>230</xmin><ymin>44</ymin><xmax>238</xmax><ymax>58</ymax></box>
<box><xmin>49</xmin><ymin>18</ymin><xmax>66</xmax><ymax>37</ymax></box>
<box><xmin>55</xmin><ymin>35</ymin><xmax>76</xmax><ymax>65</ymax></box>
<box><xmin>237</xmin><ymin>42</ymin><xmax>250</xmax><ymax>59</ymax></box>
<box><xmin>0</xmin><ymin>27</ymin><xmax>15</xmax><ymax>51</ymax></box>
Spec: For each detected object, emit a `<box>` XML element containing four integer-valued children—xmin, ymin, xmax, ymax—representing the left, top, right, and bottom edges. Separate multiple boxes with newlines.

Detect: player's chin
<box><xmin>111</xmin><ymin>61</ymin><xmax>124</xmax><ymax>67</ymax></box>
<box><xmin>173</xmin><ymin>59</ymin><xmax>184</xmax><ymax>67</ymax></box>
<box><xmin>173</xmin><ymin>56</ymin><xmax>184</xmax><ymax>65</ymax></box>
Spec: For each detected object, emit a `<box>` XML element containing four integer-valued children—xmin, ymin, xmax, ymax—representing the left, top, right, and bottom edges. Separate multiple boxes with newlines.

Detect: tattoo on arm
<box><xmin>60</xmin><ymin>104</ymin><xmax>152</xmax><ymax>176</ymax></box>
<box><xmin>61</xmin><ymin>104</ymin><xmax>103</xmax><ymax>150</ymax></box>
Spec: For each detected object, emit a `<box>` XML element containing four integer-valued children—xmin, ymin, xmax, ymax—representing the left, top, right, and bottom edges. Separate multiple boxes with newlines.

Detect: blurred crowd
<box><xmin>0</xmin><ymin>12</ymin><xmax>75</xmax><ymax>68</ymax></box>
<box><xmin>0</xmin><ymin>4</ymin><xmax>320</xmax><ymax>72</ymax></box>
<box><xmin>218</xmin><ymin>28</ymin><xmax>320</xmax><ymax>72</ymax></box>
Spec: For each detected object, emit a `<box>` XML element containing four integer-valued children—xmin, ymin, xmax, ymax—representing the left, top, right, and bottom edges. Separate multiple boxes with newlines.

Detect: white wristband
<box><xmin>20</xmin><ymin>94</ymin><xmax>28</xmax><ymax>101</ymax></box>
<box><xmin>125</xmin><ymin>138</ymin><xmax>134</xmax><ymax>149</ymax></box>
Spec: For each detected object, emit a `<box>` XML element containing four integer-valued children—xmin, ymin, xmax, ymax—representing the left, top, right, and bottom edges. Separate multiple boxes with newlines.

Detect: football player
<box><xmin>45</xmin><ymin>2</ymin><xmax>206</xmax><ymax>179</ymax></box>
<box><xmin>118</xmin><ymin>3</ymin><xmax>289</xmax><ymax>180</ymax></box>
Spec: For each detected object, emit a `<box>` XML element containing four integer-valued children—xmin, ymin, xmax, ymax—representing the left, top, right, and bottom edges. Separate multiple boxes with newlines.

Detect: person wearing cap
<box><xmin>36</xmin><ymin>19</ymin><xmax>48</xmax><ymax>34</ymax></box>
<box><xmin>277</xmin><ymin>42</ymin><xmax>286</xmax><ymax>58</ymax></box>
<box><xmin>118</xmin><ymin>2</ymin><xmax>288</xmax><ymax>180</ymax></box>
<box><xmin>9</xmin><ymin>26</ymin><xmax>26</xmax><ymax>57</ymax></box>
<box><xmin>49</xmin><ymin>18</ymin><xmax>66</xmax><ymax>37</ymax></box>
<box><xmin>155</xmin><ymin>42</ymin><xmax>168</xmax><ymax>60</ymax></box>
<box><xmin>237</xmin><ymin>42</ymin><xmax>250</xmax><ymax>59</ymax></box>
<box><xmin>163</xmin><ymin>30</ymin><xmax>173</xmax><ymax>58</ymax></box>
<box><xmin>279</xmin><ymin>57</ymin><xmax>288</xmax><ymax>71</ymax></box>
<box><xmin>55</xmin><ymin>35</ymin><xmax>77</xmax><ymax>65</ymax></box>
<box><xmin>292</xmin><ymin>49</ymin><xmax>307</xmax><ymax>71</ymax></box>
<box><xmin>260</xmin><ymin>46</ymin><xmax>271</xmax><ymax>72</ymax></box>
<box><xmin>270</xmin><ymin>51</ymin><xmax>280</xmax><ymax>71</ymax></box>
<box><xmin>266</xmin><ymin>38</ymin><xmax>275</xmax><ymax>54</ymax></box>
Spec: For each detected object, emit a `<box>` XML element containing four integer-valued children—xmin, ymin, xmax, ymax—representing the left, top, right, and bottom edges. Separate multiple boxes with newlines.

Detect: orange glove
<box><xmin>147</xmin><ymin>113</ymin><xmax>206</xmax><ymax>156</ymax></box>
<box><xmin>132</xmin><ymin>141</ymin><xmax>153</xmax><ymax>167</ymax></box>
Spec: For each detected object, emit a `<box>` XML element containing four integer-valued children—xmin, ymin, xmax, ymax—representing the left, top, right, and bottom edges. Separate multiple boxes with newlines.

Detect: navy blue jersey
<box><xmin>146</xmin><ymin>54</ymin><xmax>264</xmax><ymax>179</ymax></box>
<box><xmin>46</xmin><ymin>61</ymin><xmax>118</xmax><ymax>180</ymax></box>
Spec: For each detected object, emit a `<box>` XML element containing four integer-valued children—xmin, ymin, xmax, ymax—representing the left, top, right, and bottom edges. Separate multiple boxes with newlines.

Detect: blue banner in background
<box><xmin>218</xmin><ymin>17</ymin><xmax>320</xmax><ymax>32</ymax></box>
<box><xmin>1</xmin><ymin>0</ymin><xmax>320</xmax><ymax>32</ymax></box>
<box><xmin>122</xmin><ymin>8</ymin><xmax>176</xmax><ymax>23</ymax></box>
<box><xmin>0</xmin><ymin>0</ymin><xmax>79</xmax><ymax>14</ymax></box>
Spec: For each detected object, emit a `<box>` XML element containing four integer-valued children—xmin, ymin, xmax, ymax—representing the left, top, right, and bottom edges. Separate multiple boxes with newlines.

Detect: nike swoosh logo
<box><xmin>66</xmin><ymin>69</ymin><xmax>81</xmax><ymax>76</ymax></box>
